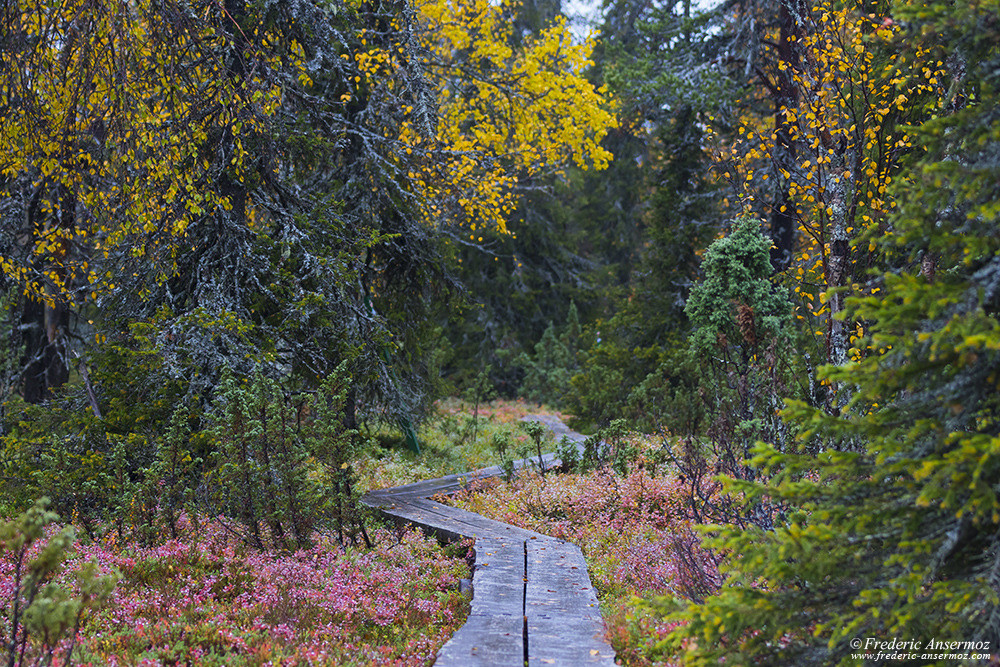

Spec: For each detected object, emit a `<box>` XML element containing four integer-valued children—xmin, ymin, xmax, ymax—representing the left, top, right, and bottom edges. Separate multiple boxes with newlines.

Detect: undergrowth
<box><xmin>2</xmin><ymin>513</ymin><xmax>471</xmax><ymax>666</ymax></box>
<box><xmin>447</xmin><ymin>431</ymin><xmax>721</xmax><ymax>666</ymax></box>
<box><xmin>355</xmin><ymin>398</ymin><xmax>569</xmax><ymax>491</ymax></box>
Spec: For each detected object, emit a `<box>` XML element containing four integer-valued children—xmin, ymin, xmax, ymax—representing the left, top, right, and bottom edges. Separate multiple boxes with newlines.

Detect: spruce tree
<box><xmin>664</xmin><ymin>1</ymin><xmax>1000</xmax><ymax>663</ymax></box>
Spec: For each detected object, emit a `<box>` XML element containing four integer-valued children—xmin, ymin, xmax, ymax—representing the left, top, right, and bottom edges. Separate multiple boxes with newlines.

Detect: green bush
<box><xmin>647</xmin><ymin>216</ymin><xmax>795</xmax><ymax>527</ymax></box>
<box><xmin>490</xmin><ymin>428</ymin><xmax>518</xmax><ymax>481</ymax></box>
<box><xmin>204</xmin><ymin>364</ymin><xmax>368</xmax><ymax>551</ymax></box>
<box><xmin>554</xmin><ymin>435</ymin><xmax>581</xmax><ymax>473</ymax></box>
<box><xmin>1</xmin><ymin>498</ymin><xmax>118</xmax><ymax>667</ymax></box>
<box><xmin>578</xmin><ymin>418</ymin><xmax>637</xmax><ymax>475</ymax></box>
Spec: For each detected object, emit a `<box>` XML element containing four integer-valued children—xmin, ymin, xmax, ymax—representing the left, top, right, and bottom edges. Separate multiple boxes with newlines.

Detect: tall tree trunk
<box><xmin>21</xmin><ymin>188</ymin><xmax>74</xmax><ymax>403</ymax></box>
<box><xmin>20</xmin><ymin>297</ymin><xmax>48</xmax><ymax>404</ymax></box>
<box><xmin>824</xmin><ymin>134</ymin><xmax>854</xmax><ymax>371</ymax></box>
<box><xmin>768</xmin><ymin>0</ymin><xmax>809</xmax><ymax>272</ymax></box>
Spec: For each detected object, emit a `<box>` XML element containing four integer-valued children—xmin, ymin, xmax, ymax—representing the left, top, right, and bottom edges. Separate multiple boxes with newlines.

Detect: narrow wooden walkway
<box><xmin>361</xmin><ymin>415</ymin><xmax>617</xmax><ymax>666</ymax></box>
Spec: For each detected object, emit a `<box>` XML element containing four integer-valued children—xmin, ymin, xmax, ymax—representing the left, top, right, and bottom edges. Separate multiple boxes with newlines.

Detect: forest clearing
<box><xmin>2</xmin><ymin>0</ymin><xmax>999</xmax><ymax>664</ymax></box>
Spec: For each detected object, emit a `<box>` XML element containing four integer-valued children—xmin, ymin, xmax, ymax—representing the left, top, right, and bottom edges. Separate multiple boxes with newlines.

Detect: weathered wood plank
<box><xmin>403</xmin><ymin>498</ymin><xmax>547</xmax><ymax>541</ymax></box>
<box><xmin>471</xmin><ymin>537</ymin><xmax>524</xmax><ymax>577</ymax></box>
<box><xmin>435</xmin><ymin>613</ymin><xmax>525</xmax><ymax>667</ymax></box>
<box><xmin>525</xmin><ymin>619</ymin><xmax>616</xmax><ymax>667</ymax></box>
<box><xmin>525</xmin><ymin>539</ymin><xmax>616</xmax><ymax>665</ymax></box>
<box><xmin>467</xmin><ymin>538</ymin><xmax>525</xmax><ymax>617</ymax></box>
<box><xmin>525</xmin><ymin>540</ymin><xmax>601</xmax><ymax>613</ymax></box>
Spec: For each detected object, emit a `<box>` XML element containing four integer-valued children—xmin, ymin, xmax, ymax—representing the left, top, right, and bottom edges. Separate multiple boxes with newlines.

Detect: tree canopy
<box><xmin>0</xmin><ymin>0</ymin><xmax>615</xmax><ymax>413</ymax></box>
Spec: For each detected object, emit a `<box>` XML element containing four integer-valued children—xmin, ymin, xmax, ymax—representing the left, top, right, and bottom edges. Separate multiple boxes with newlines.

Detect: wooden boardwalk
<box><xmin>361</xmin><ymin>415</ymin><xmax>617</xmax><ymax>666</ymax></box>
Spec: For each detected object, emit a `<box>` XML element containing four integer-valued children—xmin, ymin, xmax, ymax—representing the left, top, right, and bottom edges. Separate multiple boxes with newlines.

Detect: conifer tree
<box><xmin>664</xmin><ymin>1</ymin><xmax>1000</xmax><ymax>663</ymax></box>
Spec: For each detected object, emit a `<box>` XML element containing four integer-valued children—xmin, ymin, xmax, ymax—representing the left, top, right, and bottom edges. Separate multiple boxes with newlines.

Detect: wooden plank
<box><xmin>406</xmin><ymin>498</ymin><xmax>546</xmax><ymax>541</ymax></box>
<box><xmin>436</xmin><ymin>537</ymin><xmax>526</xmax><ymax>666</ymax></box>
<box><xmin>435</xmin><ymin>613</ymin><xmax>525</xmax><ymax>667</ymax></box>
<box><xmin>525</xmin><ymin>619</ymin><xmax>616</xmax><ymax>667</ymax></box>
<box><xmin>369</xmin><ymin>499</ymin><xmax>481</xmax><ymax>542</ymax></box>
<box><xmin>364</xmin><ymin>449</ymin><xmax>563</xmax><ymax>507</ymax></box>
<box><xmin>525</xmin><ymin>539</ymin><xmax>616</xmax><ymax>666</ymax></box>
<box><xmin>472</xmin><ymin>537</ymin><xmax>524</xmax><ymax>577</ymax></box>
<box><xmin>525</xmin><ymin>540</ymin><xmax>601</xmax><ymax>613</ymax></box>
<box><xmin>468</xmin><ymin>538</ymin><xmax>525</xmax><ymax>617</ymax></box>
<box><xmin>469</xmin><ymin>580</ymin><xmax>523</xmax><ymax>617</ymax></box>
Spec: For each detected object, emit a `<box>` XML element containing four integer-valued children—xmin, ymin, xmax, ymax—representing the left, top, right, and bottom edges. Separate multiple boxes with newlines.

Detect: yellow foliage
<box><xmin>0</xmin><ymin>0</ymin><xmax>290</xmax><ymax>305</ymax></box>
<box><xmin>709</xmin><ymin>0</ymin><xmax>934</xmax><ymax>359</ymax></box>
<box><xmin>1</xmin><ymin>0</ymin><xmax>616</xmax><ymax>308</ymax></box>
<box><xmin>409</xmin><ymin>0</ymin><xmax>617</xmax><ymax>231</ymax></box>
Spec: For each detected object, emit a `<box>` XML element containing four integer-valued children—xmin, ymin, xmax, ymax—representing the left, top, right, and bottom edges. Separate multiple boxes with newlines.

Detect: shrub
<box><xmin>579</xmin><ymin>418</ymin><xmax>639</xmax><ymax>475</ymax></box>
<box><xmin>634</xmin><ymin>216</ymin><xmax>796</xmax><ymax>529</ymax></box>
<box><xmin>204</xmin><ymin>364</ymin><xmax>368</xmax><ymax>551</ymax></box>
<box><xmin>515</xmin><ymin>301</ymin><xmax>581</xmax><ymax>407</ymax></box>
<box><xmin>1</xmin><ymin>498</ymin><xmax>118</xmax><ymax>667</ymax></box>
<box><xmin>521</xmin><ymin>419</ymin><xmax>552</xmax><ymax>474</ymax></box>
<box><xmin>555</xmin><ymin>435</ymin><xmax>581</xmax><ymax>473</ymax></box>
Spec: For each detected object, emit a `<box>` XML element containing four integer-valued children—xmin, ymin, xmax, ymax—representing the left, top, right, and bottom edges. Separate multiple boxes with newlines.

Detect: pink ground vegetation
<box><xmin>448</xmin><ymin>462</ymin><xmax>721</xmax><ymax>666</ymax></box>
<box><xmin>3</xmin><ymin>516</ymin><xmax>471</xmax><ymax>666</ymax></box>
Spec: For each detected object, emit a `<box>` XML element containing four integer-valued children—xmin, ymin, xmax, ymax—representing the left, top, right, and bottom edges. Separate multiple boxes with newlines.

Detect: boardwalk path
<box><xmin>361</xmin><ymin>415</ymin><xmax>617</xmax><ymax>666</ymax></box>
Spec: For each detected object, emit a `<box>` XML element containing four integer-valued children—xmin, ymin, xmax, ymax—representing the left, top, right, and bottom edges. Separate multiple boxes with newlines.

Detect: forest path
<box><xmin>361</xmin><ymin>415</ymin><xmax>616</xmax><ymax>666</ymax></box>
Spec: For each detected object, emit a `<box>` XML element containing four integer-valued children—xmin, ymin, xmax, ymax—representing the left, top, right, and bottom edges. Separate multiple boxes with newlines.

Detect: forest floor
<box><xmin>5</xmin><ymin>400</ymin><xmax>700</xmax><ymax>666</ymax></box>
<box><xmin>19</xmin><ymin>521</ymin><xmax>470</xmax><ymax>666</ymax></box>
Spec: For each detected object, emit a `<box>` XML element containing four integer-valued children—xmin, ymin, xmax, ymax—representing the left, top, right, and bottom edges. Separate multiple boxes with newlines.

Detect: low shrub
<box><xmin>1</xmin><ymin>498</ymin><xmax>118</xmax><ymax>667</ymax></box>
<box><xmin>3</xmin><ymin>513</ymin><xmax>470</xmax><ymax>666</ymax></box>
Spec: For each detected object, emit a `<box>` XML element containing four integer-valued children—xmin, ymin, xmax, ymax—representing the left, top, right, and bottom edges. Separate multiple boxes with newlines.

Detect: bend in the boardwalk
<box><xmin>360</xmin><ymin>415</ymin><xmax>616</xmax><ymax>666</ymax></box>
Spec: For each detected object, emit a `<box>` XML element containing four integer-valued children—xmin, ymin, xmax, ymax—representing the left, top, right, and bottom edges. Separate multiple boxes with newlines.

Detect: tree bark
<box><xmin>768</xmin><ymin>0</ymin><xmax>809</xmax><ymax>272</ymax></box>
